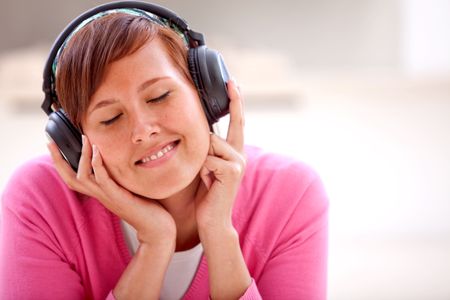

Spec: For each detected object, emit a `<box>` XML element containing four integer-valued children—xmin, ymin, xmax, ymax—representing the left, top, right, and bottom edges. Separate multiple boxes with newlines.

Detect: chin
<box><xmin>128</xmin><ymin>170</ymin><xmax>200</xmax><ymax>201</ymax></box>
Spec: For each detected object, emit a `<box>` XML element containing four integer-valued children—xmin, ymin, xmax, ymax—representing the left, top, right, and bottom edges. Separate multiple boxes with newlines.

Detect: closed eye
<box><xmin>100</xmin><ymin>113</ymin><xmax>122</xmax><ymax>126</ymax></box>
<box><xmin>147</xmin><ymin>91</ymin><xmax>170</xmax><ymax>104</ymax></box>
<box><xmin>99</xmin><ymin>91</ymin><xmax>170</xmax><ymax>126</ymax></box>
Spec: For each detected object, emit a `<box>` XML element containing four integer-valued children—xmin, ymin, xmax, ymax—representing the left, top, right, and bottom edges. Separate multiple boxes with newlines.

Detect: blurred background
<box><xmin>1</xmin><ymin>0</ymin><xmax>449</xmax><ymax>299</ymax></box>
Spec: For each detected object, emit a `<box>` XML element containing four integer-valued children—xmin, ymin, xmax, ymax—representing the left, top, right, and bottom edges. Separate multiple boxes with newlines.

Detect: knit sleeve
<box><xmin>106</xmin><ymin>291</ymin><xmax>117</xmax><ymax>300</ymax></box>
<box><xmin>238</xmin><ymin>279</ymin><xmax>262</xmax><ymax>300</ymax></box>
<box><xmin>233</xmin><ymin>173</ymin><xmax>329</xmax><ymax>300</ymax></box>
<box><xmin>255</xmin><ymin>175</ymin><xmax>329</xmax><ymax>300</ymax></box>
<box><xmin>0</xmin><ymin>158</ymin><xmax>85</xmax><ymax>299</ymax></box>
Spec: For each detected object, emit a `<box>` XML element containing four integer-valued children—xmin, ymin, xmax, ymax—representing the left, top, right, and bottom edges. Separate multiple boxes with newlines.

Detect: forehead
<box><xmin>111</xmin><ymin>38</ymin><xmax>168</xmax><ymax>68</ymax></box>
<box><xmin>89</xmin><ymin>38</ymin><xmax>185</xmax><ymax>103</ymax></box>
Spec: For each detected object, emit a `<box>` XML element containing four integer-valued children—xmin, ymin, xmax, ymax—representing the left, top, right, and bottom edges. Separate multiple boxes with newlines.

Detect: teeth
<box><xmin>140</xmin><ymin>143</ymin><xmax>175</xmax><ymax>163</ymax></box>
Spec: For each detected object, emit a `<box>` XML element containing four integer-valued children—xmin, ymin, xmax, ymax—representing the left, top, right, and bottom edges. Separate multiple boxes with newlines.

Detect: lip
<box><xmin>135</xmin><ymin>140</ymin><xmax>180</xmax><ymax>168</ymax></box>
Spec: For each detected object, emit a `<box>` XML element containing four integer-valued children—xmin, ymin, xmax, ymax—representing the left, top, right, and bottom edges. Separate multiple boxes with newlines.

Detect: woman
<box><xmin>0</xmin><ymin>3</ymin><xmax>328</xmax><ymax>300</ymax></box>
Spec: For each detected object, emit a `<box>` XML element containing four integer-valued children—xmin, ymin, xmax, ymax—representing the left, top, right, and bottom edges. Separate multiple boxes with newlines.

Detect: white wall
<box><xmin>401</xmin><ymin>0</ymin><xmax>450</xmax><ymax>74</ymax></box>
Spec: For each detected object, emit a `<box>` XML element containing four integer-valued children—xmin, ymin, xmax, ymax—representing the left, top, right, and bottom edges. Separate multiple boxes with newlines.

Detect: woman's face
<box><xmin>81</xmin><ymin>38</ymin><xmax>210</xmax><ymax>199</ymax></box>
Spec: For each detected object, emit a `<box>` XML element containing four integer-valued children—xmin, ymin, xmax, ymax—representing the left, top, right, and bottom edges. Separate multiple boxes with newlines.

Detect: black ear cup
<box><xmin>188</xmin><ymin>46</ymin><xmax>230</xmax><ymax>124</ymax></box>
<box><xmin>45</xmin><ymin>110</ymin><xmax>82</xmax><ymax>171</ymax></box>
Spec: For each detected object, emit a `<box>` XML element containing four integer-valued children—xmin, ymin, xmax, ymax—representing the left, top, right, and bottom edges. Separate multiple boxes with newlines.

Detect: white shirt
<box><xmin>120</xmin><ymin>220</ymin><xmax>203</xmax><ymax>300</ymax></box>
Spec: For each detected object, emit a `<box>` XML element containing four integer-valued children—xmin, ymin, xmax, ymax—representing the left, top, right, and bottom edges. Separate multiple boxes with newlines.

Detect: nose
<box><xmin>131</xmin><ymin>111</ymin><xmax>160</xmax><ymax>144</ymax></box>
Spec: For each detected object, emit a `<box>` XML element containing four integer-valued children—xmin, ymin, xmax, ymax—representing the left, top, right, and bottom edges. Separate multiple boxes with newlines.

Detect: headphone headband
<box><xmin>41</xmin><ymin>0</ymin><xmax>205</xmax><ymax>115</ymax></box>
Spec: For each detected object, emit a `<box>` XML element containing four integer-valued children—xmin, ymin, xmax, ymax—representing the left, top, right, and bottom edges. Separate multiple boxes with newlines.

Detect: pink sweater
<box><xmin>0</xmin><ymin>145</ymin><xmax>328</xmax><ymax>299</ymax></box>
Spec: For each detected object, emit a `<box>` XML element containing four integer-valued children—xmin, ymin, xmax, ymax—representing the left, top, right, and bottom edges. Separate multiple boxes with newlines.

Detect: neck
<box><xmin>159</xmin><ymin>176</ymin><xmax>202</xmax><ymax>251</ymax></box>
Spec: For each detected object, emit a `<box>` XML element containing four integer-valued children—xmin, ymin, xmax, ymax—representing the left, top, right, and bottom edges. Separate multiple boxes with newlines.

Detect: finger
<box><xmin>77</xmin><ymin>135</ymin><xmax>94</xmax><ymax>181</ymax></box>
<box><xmin>226</xmin><ymin>79</ymin><xmax>245</xmax><ymax>152</ymax></box>
<box><xmin>200</xmin><ymin>165</ymin><xmax>213</xmax><ymax>190</ymax></box>
<box><xmin>47</xmin><ymin>141</ymin><xmax>79</xmax><ymax>188</ymax></box>
<box><xmin>91</xmin><ymin>145</ymin><xmax>136</xmax><ymax>214</ymax></box>
<box><xmin>202</xmin><ymin>155</ymin><xmax>243</xmax><ymax>185</ymax></box>
<box><xmin>91</xmin><ymin>145</ymin><xmax>118</xmax><ymax>197</ymax></box>
<box><xmin>209</xmin><ymin>133</ymin><xmax>246</xmax><ymax>167</ymax></box>
<box><xmin>48</xmin><ymin>140</ymin><xmax>98</xmax><ymax>195</ymax></box>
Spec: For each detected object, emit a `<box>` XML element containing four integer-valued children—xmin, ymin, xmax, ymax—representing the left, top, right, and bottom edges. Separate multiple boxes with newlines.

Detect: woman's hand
<box><xmin>48</xmin><ymin>135</ymin><xmax>178</xmax><ymax>298</ymax></box>
<box><xmin>195</xmin><ymin>79</ymin><xmax>252</xmax><ymax>299</ymax></box>
<box><xmin>195</xmin><ymin>78</ymin><xmax>246</xmax><ymax>233</ymax></box>
<box><xmin>47</xmin><ymin>135</ymin><xmax>176</xmax><ymax>247</ymax></box>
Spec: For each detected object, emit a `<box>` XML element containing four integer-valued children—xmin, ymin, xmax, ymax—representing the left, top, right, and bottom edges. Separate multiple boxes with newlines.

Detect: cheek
<box><xmin>166</xmin><ymin>95</ymin><xmax>210</xmax><ymax>157</ymax></box>
<box><xmin>86</xmin><ymin>130</ymin><xmax>130</xmax><ymax>168</ymax></box>
<box><xmin>166</xmin><ymin>93</ymin><xmax>210</xmax><ymax>132</ymax></box>
<box><xmin>184</xmin><ymin>106</ymin><xmax>211</xmax><ymax>156</ymax></box>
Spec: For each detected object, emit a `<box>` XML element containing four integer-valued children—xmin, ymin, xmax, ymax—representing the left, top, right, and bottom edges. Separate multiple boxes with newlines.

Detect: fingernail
<box><xmin>92</xmin><ymin>144</ymin><xmax>98</xmax><ymax>156</ymax></box>
<box><xmin>231</xmin><ymin>77</ymin><xmax>241</xmax><ymax>93</ymax></box>
<box><xmin>81</xmin><ymin>135</ymin><xmax>86</xmax><ymax>146</ymax></box>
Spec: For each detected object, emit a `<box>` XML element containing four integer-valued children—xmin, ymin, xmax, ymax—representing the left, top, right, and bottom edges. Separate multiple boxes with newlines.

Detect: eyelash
<box><xmin>100</xmin><ymin>91</ymin><xmax>171</xmax><ymax>126</ymax></box>
<box><xmin>147</xmin><ymin>91</ymin><xmax>170</xmax><ymax>104</ymax></box>
<box><xmin>100</xmin><ymin>113</ymin><xmax>122</xmax><ymax>126</ymax></box>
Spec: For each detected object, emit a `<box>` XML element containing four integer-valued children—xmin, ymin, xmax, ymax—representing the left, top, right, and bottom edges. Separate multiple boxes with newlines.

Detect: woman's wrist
<box><xmin>133</xmin><ymin>210</ymin><xmax>177</xmax><ymax>248</ymax></box>
<box><xmin>113</xmin><ymin>239</ymin><xmax>175</xmax><ymax>300</ymax></box>
<box><xmin>197</xmin><ymin>221</ymin><xmax>236</xmax><ymax>245</ymax></box>
<box><xmin>198</xmin><ymin>223</ymin><xmax>252</xmax><ymax>299</ymax></box>
<box><xmin>139</xmin><ymin>237</ymin><xmax>176</xmax><ymax>254</ymax></box>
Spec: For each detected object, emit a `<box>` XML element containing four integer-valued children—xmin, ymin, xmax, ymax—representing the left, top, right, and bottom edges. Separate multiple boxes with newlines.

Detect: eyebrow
<box><xmin>137</xmin><ymin>76</ymin><xmax>170</xmax><ymax>93</ymax></box>
<box><xmin>89</xmin><ymin>76</ymin><xmax>170</xmax><ymax>114</ymax></box>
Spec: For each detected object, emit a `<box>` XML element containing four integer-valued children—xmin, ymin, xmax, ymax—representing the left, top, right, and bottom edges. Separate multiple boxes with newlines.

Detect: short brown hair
<box><xmin>55</xmin><ymin>13</ymin><xmax>193</xmax><ymax>127</ymax></box>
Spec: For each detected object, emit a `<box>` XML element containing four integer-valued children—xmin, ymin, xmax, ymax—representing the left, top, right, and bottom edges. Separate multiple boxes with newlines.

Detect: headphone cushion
<box><xmin>188</xmin><ymin>46</ymin><xmax>230</xmax><ymax>124</ymax></box>
<box><xmin>45</xmin><ymin>110</ymin><xmax>82</xmax><ymax>171</ymax></box>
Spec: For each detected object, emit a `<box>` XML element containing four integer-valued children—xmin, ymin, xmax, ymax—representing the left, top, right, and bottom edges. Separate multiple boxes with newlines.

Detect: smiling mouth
<box><xmin>135</xmin><ymin>140</ymin><xmax>180</xmax><ymax>165</ymax></box>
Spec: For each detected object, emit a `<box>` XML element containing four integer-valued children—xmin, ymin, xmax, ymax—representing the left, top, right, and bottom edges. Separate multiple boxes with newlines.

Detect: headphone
<box><xmin>41</xmin><ymin>1</ymin><xmax>231</xmax><ymax>171</ymax></box>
